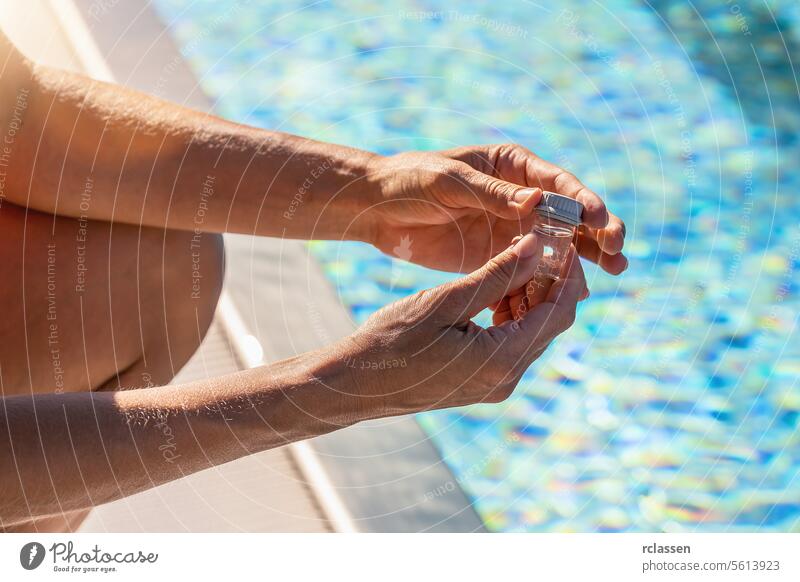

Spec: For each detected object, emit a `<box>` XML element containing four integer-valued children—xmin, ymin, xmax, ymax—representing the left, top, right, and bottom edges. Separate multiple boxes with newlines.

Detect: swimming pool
<box><xmin>151</xmin><ymin>0</ymin><xmax>800</xmax><ymax>532</ymax></box>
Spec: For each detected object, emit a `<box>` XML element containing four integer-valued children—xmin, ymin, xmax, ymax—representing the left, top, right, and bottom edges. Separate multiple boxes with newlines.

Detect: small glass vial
<box><xmin>524</xmin><ymin>191</ymin><xmax>584</xmax><ymax>309</ymax></box>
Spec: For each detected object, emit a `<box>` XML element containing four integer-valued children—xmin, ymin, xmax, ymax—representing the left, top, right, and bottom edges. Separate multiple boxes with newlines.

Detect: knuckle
<box><xmin>498</xmin><ymin>142</ymin><xmax>517</xmax><ymax>156</ymax></box>
<box><xmin>413</xmin><ymin>287</ymin><xmax>447</xmax><ymax>318</ymax></box>
<box><xmin>486</xmin><ymin>378</ymin><xmax>518</xmax><ymax>403</ymax></box>
<box><xmin>459</xmin><ymin>146</ymin><xmax>494</xmax><ymax>174</ymax></box>
<box><xmin>504</xmin><ymin>142</ymin><xmax>531</xmax><ymax>158</ymax></box>
<box><xmin>559</xmin><ymin>308</ymin><xmax>577</xmax><ymax>331</ymax></box>
<box><xmin>517</xmin><ymin>143</ymin><xmax>536</xmax><ymax>157</ymax></box>
<box><xmin>581</xmin><ymin>187</ymin><xmax>606</xmax><ymax>212</ymax></box>
<box><xmin>482</xmin><ymin>255</ymin><xmax>516</xmax><ymax>286</ymax></box>
<box><xmin>554</xmin><ymin>171</ymin><xmax>578</xmax><ymax>190</ymax></box>
<box><xmin>426</xmin><ymin>283</ymin><xmax>466</xmax><ymax>321</ymax></box>
<box><xmin>500</xmin><ymin>142</ymin><xmax>529</xmax><ymax>156</ymax></box>
<box><xmin>486</xmin><ymin>178</ymin><xmax>515</xmax><ymax>202</ymax></box>
<box><xmin>370</xmin><ymin>287</ymin><xmax>439</xmax><ymax>329</ymax></box>
<box><xmin>479</xmin><ymin>355</ymin><xmax>518</xmax><ymax>392</ymax></box>
<box><xmin>486</xmin><ymin>366</ymin><xmax>510</xmax><ymax>389</ymax></box>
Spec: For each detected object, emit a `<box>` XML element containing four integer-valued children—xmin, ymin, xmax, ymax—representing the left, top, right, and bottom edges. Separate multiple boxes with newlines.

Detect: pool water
<box><xmin>152</xmin><ymin>0</ymin><xmax>800</xmax><ymax>532</ymax></box>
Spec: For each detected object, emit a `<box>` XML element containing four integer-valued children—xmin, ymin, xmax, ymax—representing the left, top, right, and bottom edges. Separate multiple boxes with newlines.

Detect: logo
<box><xmin>20</xmin><ymin>542</ymin><xmax>46</xmax><ymax>570</ymax></box>
<box><xmin>390</xmin><ymin>235</ymin><xmax>413</xmax><ymax>289</ymax></box>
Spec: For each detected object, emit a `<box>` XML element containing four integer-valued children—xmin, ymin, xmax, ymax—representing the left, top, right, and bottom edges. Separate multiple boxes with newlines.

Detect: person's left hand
<box><xmin>364</xmin><ymin>143</ymin><xmax>627</xmax><ymax>275</ymax></box>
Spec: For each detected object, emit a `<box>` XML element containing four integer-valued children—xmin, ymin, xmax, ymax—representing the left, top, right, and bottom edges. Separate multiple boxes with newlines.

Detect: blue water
<box><xmin>152</xmin><ymin>0</ymin><xmax>800</xmax><ymax>531</ymax></box>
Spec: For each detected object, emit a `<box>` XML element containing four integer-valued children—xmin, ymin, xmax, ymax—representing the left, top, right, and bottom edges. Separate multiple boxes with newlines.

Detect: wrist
<box><xmin>247</xmin><ymin>348</ymin><xmax>382</xmax><ymax>446</ymax></box>
<box><xmin>342</xmin><ymin>151</ymin><xmax>386</xmax><ymax>245</ymax></box>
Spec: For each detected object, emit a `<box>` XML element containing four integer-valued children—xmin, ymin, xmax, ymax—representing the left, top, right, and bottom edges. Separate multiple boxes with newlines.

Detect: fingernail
<box><xmin>508</xmin><ymin>235</ymin><xmax>523</xmax><ymax>249</ymax></box>
<box><xmin>513</xmin><ymin>188</ymin><xmax>540</xmax><ymax>205</ymax></box>
<box><xmin>513</xmin><ymin>233</ymin><xmax>539</xmax><ymax>258</ymax></box>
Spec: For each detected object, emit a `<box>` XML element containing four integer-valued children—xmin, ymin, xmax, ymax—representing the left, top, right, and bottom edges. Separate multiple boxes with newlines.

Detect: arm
<box><xmin>2</xmin><ymin>30</ymin><xmax>627</xmax><ymax>275</ymax></box>
<box><xmin>1</xmin><ymin>233</ymin><xmax>585</xmax><ymax>525</ymax></box>
<box><xmin>5</xmin><ymin>53</ymin><xmax>379</xmax><ymax>242</ymax></box>
<box><xmin>0</xmin><ymin>352</ymin><xmax>361</xmax><ymax>526</ymax></box>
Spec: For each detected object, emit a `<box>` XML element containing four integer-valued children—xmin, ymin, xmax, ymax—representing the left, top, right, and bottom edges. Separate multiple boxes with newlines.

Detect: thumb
<box><xmin>448</xmin><ymin>165</ymin><xmax>542</xmax><ymax>219</ymax></box>
<box><xmin>438</xmin><ymin>233</ymin><xmax>542</xmax><ymax>322</ymax></box>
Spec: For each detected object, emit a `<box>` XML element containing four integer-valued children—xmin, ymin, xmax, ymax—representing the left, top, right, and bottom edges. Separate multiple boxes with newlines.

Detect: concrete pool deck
<box><xmin>2</xmin><ymin>0</ymin><xmax>484</xmax><ymax>532</ymax></box>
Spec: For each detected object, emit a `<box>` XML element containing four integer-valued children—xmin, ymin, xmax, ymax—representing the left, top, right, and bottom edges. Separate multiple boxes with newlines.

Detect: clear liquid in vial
<box><xmin>523</xmin><ymin>217</ymin><xmax>576</xmax><ymax>308</ymax></box>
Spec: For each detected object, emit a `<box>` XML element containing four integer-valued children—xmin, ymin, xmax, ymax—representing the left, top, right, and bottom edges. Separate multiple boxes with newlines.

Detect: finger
<box><xmin>503</xmin><ymin>281</ymin><xmax>527</xmax><ymax>302</ymax></box>
<box><xmin>575</xmin><ymin>233</ymin><xmax>629</xmax><ymax>275</ymax></box>
<box><xmin>492</xmin><ymin>296</ymin><xmax>513</xmax><ymax>325</ymax></box>
<box><xmin>553</xmin><ymin>172</ymin><xmax>608</xmax><ymax>228</ymax></box>
<box><xmin>439</xmin><ymin>233</ymin><xmax>543</xmax><ymax>322</ymax></box>
<box><xmin>509</xmin><ymin>292</ymin><xmax>526</xmax><ymax>320</ymax></box>
<box><xmin>492</xmin><ymin>295</ymin><xmax>511</xmax><ymax>313</ymax></box>
<box><xmin>448</xmin><ymin>164</ymin><xmax>543</xmax><ymax>220</ymax></box>
<box><xmin>491</xmin><ymin>238</ymin><xmax>523</xmax><ymax>307</ymax></box>
<box><xmin>447</xmin><ymin>146</ymin><xmax>611</xmax><ymax>229</ymax></box>
<box><xmin>507</xmin><ymin>247</ymin><xmax>586</xmax><ymax>355</ymax></box>
<box><xmin>488</xmin><ymin>219</ymin><xmax>535</xmax><ymax>260</ymax></box>
<box><xmin>527</xmin><ymin>160</ymin><xmax>608</xmax><ymax>228</ymax></box>
<box><xmin>593</xmin><ymin>211</ymin><xmax>626</xmax><ymax>254</ymax></box>
<box><xmin>584</xmin><ymin>211</ymin><xmax>625</xmax><ymax>255</ymax></box>
<box><xmin>485</xmin><ymin>246</ymin><xmax>585</xmax><ymax>365</ymax></box>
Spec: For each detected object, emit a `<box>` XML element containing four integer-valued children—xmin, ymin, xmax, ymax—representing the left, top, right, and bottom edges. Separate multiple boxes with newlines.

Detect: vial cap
<box><xmin>535</xmin><ymin>191</ymin><xmax>584</xmax><ymax>226</ymax></box>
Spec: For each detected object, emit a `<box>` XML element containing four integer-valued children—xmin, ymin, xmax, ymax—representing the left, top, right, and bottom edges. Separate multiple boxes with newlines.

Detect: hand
<box><xmin>491</xmin><ymin>240</ymin><xmax>589</xmax><ymax>325</ymax></box>
<box><xmin>365</xmin><ymin>143</ymin><xmax>627</xmax><ymax>275</ymax></box>
<box><xmin>329</xmin><ymin>233</ymin><xmax>587</xmax><ymax>417</ymax></box>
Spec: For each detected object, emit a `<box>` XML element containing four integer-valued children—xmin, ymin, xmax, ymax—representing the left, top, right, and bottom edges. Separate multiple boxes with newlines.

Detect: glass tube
<box><xmin>524</xmin><ymin>213</ymin><xmax>577</xmax><ymax>308</ymax></box>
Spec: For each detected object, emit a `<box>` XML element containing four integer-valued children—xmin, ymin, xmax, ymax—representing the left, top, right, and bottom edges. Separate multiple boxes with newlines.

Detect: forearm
<box><xmin>8</xmin><ymin>63</ymin><xmax>380</xmax><ymax>241</ymax></box>
<box><xmin>0</xmin><ymin>351</ymin><xmax>365</xmax><ymax>526</ymax></box>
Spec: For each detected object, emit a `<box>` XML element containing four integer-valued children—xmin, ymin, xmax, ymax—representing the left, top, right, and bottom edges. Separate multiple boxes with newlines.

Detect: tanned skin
<box><xmin>0</xmin><ymin>31</ymin><xmax>625</xmax><ymax>532</ymax></box>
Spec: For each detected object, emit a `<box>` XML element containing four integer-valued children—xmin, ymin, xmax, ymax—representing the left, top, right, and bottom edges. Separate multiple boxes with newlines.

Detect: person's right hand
<box><xmin>329</xmin><ymin>233</ymin><xmax>587</xmax><ymax>419</ymax></box>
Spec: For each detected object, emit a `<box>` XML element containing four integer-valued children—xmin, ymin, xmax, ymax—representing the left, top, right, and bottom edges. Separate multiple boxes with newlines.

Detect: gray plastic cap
<box><xmin>535</xmin><ymin>191</ymin><xmax>584</xmax><ymax>226</ymax></box>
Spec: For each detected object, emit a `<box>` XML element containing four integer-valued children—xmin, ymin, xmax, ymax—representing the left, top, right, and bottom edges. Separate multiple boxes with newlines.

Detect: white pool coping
<box><xmin>64</xmin><ymin>0</ymin><xmax>485</xmax><ymax>532</ymax></box>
